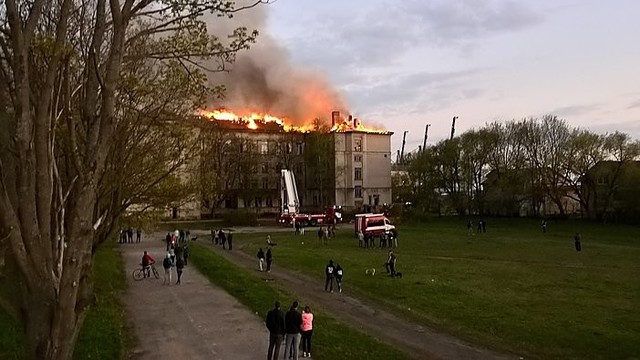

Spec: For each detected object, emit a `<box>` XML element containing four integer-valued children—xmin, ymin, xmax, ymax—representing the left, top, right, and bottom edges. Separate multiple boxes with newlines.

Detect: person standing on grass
<box><xmin>301</xmin><ymin>306</ymin><xmax>314</xmax><ymax>358</ymax></box>
<box><xmin>284</xmin><ymin>301</ymin><xmax>302</xmax><ymax>360</ymax></box>
<box><xmin>162</xmin><ymin>253</ymin><xmax>173</xmax><ymax>285</ymax></box>
<box><xmin>574</xmin><ymin>233</ymin><xmax>582</xmax><ymax>252</ymax></box>
<box><xmin>136</xmin><ymin>228</ymin><xmax>141</xmax><ymax>243</ymax></box>
<box><xmin>542</xmin><ymin>220</ymin><xmax>547</xmax><ymax>233</ymax></box>
<box><xmin>227</xmin><ymin>231</ymin><xmax>233</xmax><ymax>250</ymax></box>
<box><xmin>266</xmin><ymin>301</ymin><xmax>286</xmax><ymax>360</ymax></box>
<box><xmin>335</xmin><ymin>263</ymin><xmax>344</xmax><ymax>293</ymax></box>
<box><xmin>175</xmin><ymin>256</ymin><xmax>184</xmax><ymax>284</ymax></box>
<box><xmin>467</xmin><ymin>220</ymin><xmax>473</xmax><ymax>235</ymax></box>
<box><xmin>324</xmin><ymin>260</ymin><xmax>335</xmax><ymax>292</ymax></box>
<box><xmin>266</xmin><ymin>248</ymin><xmax>273</xmax><ymax>272</ymax></box>
<box><xmin>257</xmin><ymin>248</ymin><xmax>265</xmax><ymax>271</ymax></box>
<box><xmin>385</xmin><ymin>250</ymin><xmax>397</xmax><ymax>276</ymax></box>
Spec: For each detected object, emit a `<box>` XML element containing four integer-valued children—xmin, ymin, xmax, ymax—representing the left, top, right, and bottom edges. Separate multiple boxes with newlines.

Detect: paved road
<box><xmin>121</xmin><ymin>236</ymin><xmax>268</xmax><ymax>360</ymax></box>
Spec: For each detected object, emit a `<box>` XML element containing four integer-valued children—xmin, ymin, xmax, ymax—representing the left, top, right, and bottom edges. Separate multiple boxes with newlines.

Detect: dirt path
<box><xmin>121</xmin><ymin>236</ymin><xmax>267</xmax><ymax>360</ymax></box>
<box><xmin>191</xmin><ymin>228</ymin><xmax>519</xmax><ymax>360</ymax></box>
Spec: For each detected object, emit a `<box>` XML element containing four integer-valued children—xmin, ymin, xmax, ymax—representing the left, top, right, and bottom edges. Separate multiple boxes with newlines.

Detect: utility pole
<box><xmin>450</xmin><ymin>116</ymin><xmax>458</xmax><ymax>140</ymax></box>
<box><xmin>422</xmin><ymin>124</ymin><xmax>431</xmax><ymax>152</ymax></box>
<box><xmin>399</xmin><ymin>130</ymin><xmax>408</xmax><ymax>165</ymax></box>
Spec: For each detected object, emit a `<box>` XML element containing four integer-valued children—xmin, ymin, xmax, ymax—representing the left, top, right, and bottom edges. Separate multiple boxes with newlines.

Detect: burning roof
<box><xmin>198</xmin><ymin>109</ymin><xmax>390</xmax><ymax>134</ymax></box>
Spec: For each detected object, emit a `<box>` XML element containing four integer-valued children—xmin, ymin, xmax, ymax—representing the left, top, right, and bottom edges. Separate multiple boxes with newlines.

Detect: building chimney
<box><xmin>354</xmin><ymin>118</ymin><xmax>360</xmax><ymax>127</ymax></box>
<box><xmin>348</xmin><ymin>115</ymin><xmax>353</xmax><ymax>125</ymax></box>
<box><xmin>331</xmin><ymin>111</ymin><xmax>340</xmax><ymax>127</ymax></box>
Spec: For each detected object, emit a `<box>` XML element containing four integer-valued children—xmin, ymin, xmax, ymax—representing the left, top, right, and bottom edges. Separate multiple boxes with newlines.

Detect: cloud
<box><xmin>351</xmin><ymin>68</ymin><xmax>484</xmax><ymax>111</ymax></box>
<box><xmin>284</xmin><ymin>0</ymin><xmax>543</xmax><ymax>72</ymax></box>
<box><xmin>548</xmin><ymin>103</ymin><xmax>601</xmax><ymax>117</ymax></box>
<box><xmin>627</xmin><ymin>99</ymin><xmax>640</xmax><ymax>110</ymax></box>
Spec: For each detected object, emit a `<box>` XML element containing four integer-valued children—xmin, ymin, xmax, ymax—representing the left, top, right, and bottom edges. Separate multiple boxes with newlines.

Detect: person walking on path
<box><xmin>324</xmin><ymin>260</ymin><xmax>335</xmax><ymax>292</ymax></box>
<box><xmin>228</xmin><ymin>231</ymin><xmax>233</xmax><ymax>250</ymax></box>
<box><xmin>335</xmin><ymin>263</ymin><xmax>344</xmax><ymax>293</ymax></box>
<box><xmin>136</xmin><ymin>228</ymin><xmax>142</xmax><ymax>243</ymax></box>
<box><xmin>257</xmin><ymin>248</ymin><xmax>266</xmax><ymax>272</ymax></box>
<box><xmin>266</xmin><ymin>248</ymin><xmax>273</xmax><ymax>272</ymax></box>
<box><xmin>266</xmin><ymin>301</ymin><xmax>286</xmax><ymax>360</ymax></box>
<box><xmin>284</xmin><ymin>301</ymin><xmax>303</xmax><ymax>360</ymax></box>
<box><xmin>162</xmin><ymin>253</ymin><xmax>173</xmax><ymax>285</ymax></box>
<box><xmin>219</xmin><ymin>229</ymin><xmax>227</xmax><ymax>249</ymax></box>
<box><xmin>183</xmin><ymin>244</ymin><xmax>189</xmax><ymax>266</ymax></box>
<box><xmin>301</xmin><ymin>306</ymin><xmax>314</xmax><ymax>358</ymax></box>
<box><xmin>176</xmin><ymin>256</ymin><xmax>185</xmax><ymax>284</ymax></box>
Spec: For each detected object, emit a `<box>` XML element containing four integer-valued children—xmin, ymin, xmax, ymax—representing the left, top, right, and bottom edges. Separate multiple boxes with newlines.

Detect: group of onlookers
<box><xmin>266</xmin><ymin>300</ymin><xmax>314</xmax><ymax>359</ymax></box>
<box><xmin>323</xmin><ymin>260</ymin><xmax>344</xmax><ymax>293</ymax></box>
<box><xmin>211</xmin><ymin>228</ymin><xmax>233</xmax><ymax>250</ymax></box>
<box><xmin>120</xmin><ymin>228</ymin><xmax>142</xmax><ymax>243</ymax></box>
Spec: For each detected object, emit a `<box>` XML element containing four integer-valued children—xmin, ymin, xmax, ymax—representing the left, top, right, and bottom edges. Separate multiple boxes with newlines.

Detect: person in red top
<box><xmin>141</xmin><ymin>251</ymin><xmax>155</xmax><ymax>278</ymax></box>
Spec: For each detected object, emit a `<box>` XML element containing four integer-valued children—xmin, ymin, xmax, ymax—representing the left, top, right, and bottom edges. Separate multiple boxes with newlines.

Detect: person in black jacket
<box><xmin>266</xmin><ymin>301</ymin><xmax>286</xmax><ymax>360</ymax></box>
<box><xmin>324</xmin><ymin>260</ymin><xmax>335</xmax><ymax>292</ymax></box>
<box><xmin>284</xmin><ymin>301</ymin><xmax>302</xmax><ymax>360</ymax></box>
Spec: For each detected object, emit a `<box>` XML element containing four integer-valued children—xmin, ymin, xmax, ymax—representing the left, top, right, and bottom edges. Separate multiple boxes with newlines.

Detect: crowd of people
<box><xmin>210</xmin><ymin>228</ymin><xmax>234</xmax><ymax>250</ymax></box>
<box><xmin>266</xmin><ymin>300</ymin><xmax>315</xmax><ymax>360</ymax></box>
<box><xmin>119</xmin><ymin>227</ymin><xmax>142</xmax><ymax>243</ymax></box>
<box><xmin>357</xmin><ymin>230</ymin><xmax>398</xmax><ymax>249</ymax></box>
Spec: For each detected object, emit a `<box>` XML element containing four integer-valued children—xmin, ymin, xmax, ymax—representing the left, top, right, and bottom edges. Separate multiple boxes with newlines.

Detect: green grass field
<box><xmin>0</xmin><ymin>242</ymin><xmax>132</xmax><ymax>360</ymax></box>
<box><xmin>189</xmin><ymin>243</ymin><xmax>408</xmax><ymax>360</ymax></box>
<box><xmin>234</xmin><ymin>217</ymin><xmax>640</xmax><ymax>360</ymax></box>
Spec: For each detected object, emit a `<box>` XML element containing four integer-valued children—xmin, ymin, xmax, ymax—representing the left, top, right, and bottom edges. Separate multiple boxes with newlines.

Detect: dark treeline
<box><xmin>394</xmin><ymin>115</ymin><xmax>640</xmax><ymax>223</ymax></box>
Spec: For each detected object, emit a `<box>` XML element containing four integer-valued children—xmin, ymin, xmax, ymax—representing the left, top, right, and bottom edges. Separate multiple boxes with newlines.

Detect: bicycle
<box><xmin>132</xmin><ymin>263</ymin><xmax>159</xmax><ymax>281</ymax></box>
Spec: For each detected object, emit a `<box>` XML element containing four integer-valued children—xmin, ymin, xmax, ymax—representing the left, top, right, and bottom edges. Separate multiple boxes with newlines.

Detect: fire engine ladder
<box><xmin>281</xmin><ymin>169</ymin><xmax>300</xmax><ymax>214</ymax></box>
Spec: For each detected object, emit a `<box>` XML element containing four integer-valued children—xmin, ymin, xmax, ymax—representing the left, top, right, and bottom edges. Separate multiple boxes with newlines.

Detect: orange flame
<box><xmin>198</xmin><ymin>108</ymin><xmax>389</xmax><ymax>134</ymax></box>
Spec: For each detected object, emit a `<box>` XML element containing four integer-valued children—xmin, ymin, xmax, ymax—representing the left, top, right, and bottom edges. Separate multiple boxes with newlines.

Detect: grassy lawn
<box><xmin>0</xmin><ymin>242</ymin><xmax>132</xmax><ymax>360</ymax></box>
<box><xmin>233</xmin><ymin>217</ymin><xmax>640</xmax><ymax>360</ymax></box>
<box><xmin>189</xmin><ymin>243</ymin><xmax>409</xmax><ymax>360</ymax></box>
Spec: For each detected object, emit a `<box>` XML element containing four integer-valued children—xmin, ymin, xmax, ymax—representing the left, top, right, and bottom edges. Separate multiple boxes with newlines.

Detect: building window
<box><xmin>275</xmin><ymin>142</ymin><xmax>282</xmax><ymax>155</ymax></box>
<box><xmin>262</xmin><ymin>177</ymin><xmax>269</xmax><ymax>189</ymax></box>
<box><xmin>597</xmin><ymin>175</ymin><xmax>609</xmax><ymax>185</ymax></box>
<box><xmin>354</xmin><ymin>167</ymin><xmax>362</xmax><ymax>181</ymax></box>
<box><xmin>259</xmin><ymin>141</ymin><xmax>268</xmax><ymax>154</ymax></box>
<box><xmin>286</xmin><ymin>142</ymin><xmax>293</xmax><ymax>154</ymax></box>
<box><xmin>354</xmin><ymin>186</ymin><xmax>363</xmax><ymax>198</ymax></box>
<box><xmin>240</xmin><ymin>140</ymin><xmax>247</xmax><ymax>153</ymax></box>
<box><xmin>261</xmin><ymin>163</ymin><xmax>269</xmax><ymax>174</ymax></box>
<box><xmin>266</xmin><ymin>197</ymin><xmax>273</xmax><ymax>207</ymax></box>
<box><xmin>354</xmin><ymin>155</ymin><xmax>362</xmax><ymax>162</ymax></box>
<box><xmin>354</xmin><ymin>138</ymin><xmax>362</xmax><ymax>152</ymax></box>
<box><xmin>296</xmin><ymin>142</ymin><xmax>303</xmax><ymax>155</ymax></box>
<box><xmin>255</xmin><ymin>197</ymin><xmax>262</xmax><ymax>208</ymax></box>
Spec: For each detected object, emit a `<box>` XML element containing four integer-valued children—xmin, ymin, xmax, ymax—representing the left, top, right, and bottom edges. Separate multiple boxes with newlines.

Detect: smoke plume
<box><xmin>203</xmin><ymin>2</ymin><xmax>348</xmax><ymax>126</ymax></box>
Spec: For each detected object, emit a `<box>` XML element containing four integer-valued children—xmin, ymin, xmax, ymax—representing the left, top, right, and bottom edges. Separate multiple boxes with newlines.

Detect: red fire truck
<box><xmin>276</xmin><ymin>169</ymin><xmax>342</xmax><ymax>226</ymax></box>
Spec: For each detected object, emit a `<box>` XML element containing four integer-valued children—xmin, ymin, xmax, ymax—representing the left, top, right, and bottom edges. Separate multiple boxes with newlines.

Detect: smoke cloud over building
<box><xmin>204</xmin><ymin>2</ymin><xmax>348</xmax><ymax>126</ymax></box>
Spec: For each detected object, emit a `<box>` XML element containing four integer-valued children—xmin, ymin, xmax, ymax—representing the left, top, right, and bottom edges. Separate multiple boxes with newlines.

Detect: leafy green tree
<box><xmin>0</xmin><ymin>1</ymin><xmax>267</xmax><ymax>358</ymax></box>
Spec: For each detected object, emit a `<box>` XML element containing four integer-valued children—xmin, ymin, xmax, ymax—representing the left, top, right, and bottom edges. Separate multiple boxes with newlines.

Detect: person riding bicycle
<box><xmin>141</xmin><ymin>251</ymin><xmax>155</xmax><ymax>278</ymax></box>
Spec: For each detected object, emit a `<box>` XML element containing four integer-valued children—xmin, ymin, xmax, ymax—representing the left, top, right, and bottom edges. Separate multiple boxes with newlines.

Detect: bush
<box><xmin>222</xmin><ymin>209</ymin><xmax>258</xmax><ymax>226</ymax></box>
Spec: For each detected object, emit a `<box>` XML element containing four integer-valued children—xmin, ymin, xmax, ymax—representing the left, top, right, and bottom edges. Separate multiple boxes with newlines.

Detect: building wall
<box><xmin>173</xmin><ymin>119</ymin><xmax>393</xmax><ymax>218</ymax></box>
<box><xmin>334</xmin><ymin>132</ymin><xmax>393</xmax><ymax>211</ymax></box>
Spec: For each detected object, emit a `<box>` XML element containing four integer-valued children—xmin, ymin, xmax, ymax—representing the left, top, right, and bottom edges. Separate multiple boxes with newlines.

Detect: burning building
<box><xmin>170</xmin><ymin>109</ymin><xmax>393</xmax><ymax>219</ymax></box>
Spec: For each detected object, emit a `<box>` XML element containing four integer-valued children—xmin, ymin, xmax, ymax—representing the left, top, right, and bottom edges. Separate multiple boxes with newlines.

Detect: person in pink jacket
<box><xmin>301</xmin><ymin>306</ymin><xmax>314</xmax><ymax>358</ymax></box>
